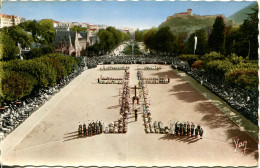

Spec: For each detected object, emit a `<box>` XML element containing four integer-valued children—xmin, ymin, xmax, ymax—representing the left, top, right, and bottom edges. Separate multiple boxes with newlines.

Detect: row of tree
<box><xmin>0</xmin><ymin>19</ymin><xmax>56</xmax><ymax>61</ymax></box>
<box><xmin>135</xmin><ymin>5</ymin><xmax>258</xmax><ymax>60</ymax></box>
<box><xmin>1</xmin><ymin>53</ymin><xmax>80</xmax><ymax>102</ymax></box>
<box><xmin>87</xmin><ymin>27</ymin><xmax>130</xmax><ymax>56</ymax></box>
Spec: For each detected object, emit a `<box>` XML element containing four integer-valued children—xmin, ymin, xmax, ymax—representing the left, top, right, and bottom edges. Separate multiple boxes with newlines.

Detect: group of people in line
<box><xmin>145</xmin><ymin>120</ymin><xmax>204</xmax><ymax>138</ymax></box>
<box><xmin>100</xmin><ymin>66</ymin><xmax>129</xmax><ymax>71</ymax></box>
<box><xmin>78</xmin><ymin>120</ymin><xmax>104</xmax><ymax>136</ymax></box>
<box><xmin>137</xmin><ymin>66</ymin><xmax>161</xmax><ymax>70</ymax></box>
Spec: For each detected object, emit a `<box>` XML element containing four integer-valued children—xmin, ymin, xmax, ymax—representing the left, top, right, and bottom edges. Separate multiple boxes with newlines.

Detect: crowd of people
<box><xmin>100</xmin><ymin>66</ymin><xmax>130</xmax><ymax>71</ymax></box>
<box><xmin>137</xmin><ymin>66</ymin><xmax>162</xmax><ymax>71</ymax></box>
<box><xmin>137</xmin><ymin>71</ymin><xmax>170</xmax><ymax>84</ymax></box>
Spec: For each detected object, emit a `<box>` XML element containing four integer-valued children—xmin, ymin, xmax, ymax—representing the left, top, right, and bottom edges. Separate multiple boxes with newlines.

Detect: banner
<box><xmin>194</xmin><ymin>36</ymin><xmax>197</xmax><ymax>50</ymax></box>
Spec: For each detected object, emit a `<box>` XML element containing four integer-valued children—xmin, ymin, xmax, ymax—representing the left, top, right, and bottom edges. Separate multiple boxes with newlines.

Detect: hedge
<box><xmin>1</xmin><ymin>71</ymin><xmax>37</xmax><ymax>101</ymax></box>
<box><xmin>1</xmin><ymin>53</ymin><xmax>79</xmax><ymax>102</ymax></box>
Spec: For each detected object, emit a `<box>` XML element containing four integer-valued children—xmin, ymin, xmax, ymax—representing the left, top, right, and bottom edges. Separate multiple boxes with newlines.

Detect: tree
<box><xmin>0</xmin><ymin>33</ymin><xmax>19</xmax><ymax>61</ymax></box>
<box><xmin>208</xmin><ymin>16</ymin><xmax>225</xmax><ymax>54</ymax></box>
<box><xmin>135</xmin><ymin>29</ymin><xmax>144</xmax><ymax>42</ymax></box>
<box><xmin>185</xmin><ymin>29</ymin><xmax>208</xmax><ymax>55</ymax></box>
<box><xmin>1</xmin><ymin>25</ymin><xmax>33</xmax><ymax>48</ymax></box>
<box><xmin>106</xmin><ymin>26</ymin><xmax>122</xmax><ymax>46</ymax></box>
<box><xmin>121</xmin><ymin>31</ymin><xmax>130</xmax><ymax>41</ymax></box>
<box><xmin>176</xmin><ymin>31</ymin><xmax>188</xmax><ymax>54</ymax></box>
<box><xmin>239</xmin><ymin>5</ymin><xmax>258</xmax><ymax>60</ymax></box>
<box><xmin>38</xmin><ymin>19</ymin><xmax>55</xmax><ymax>44</ymax></box>
<box><xmin>143</xmin><ymin>28</ymin><xmax>157</xmax><ymax>52</ymax></box>
<box><xmin>97</xmin><ymin>30</ymin><xmax>115</xmax><ymax>54</ymax></box>
<box><xmin>153</xmin><ymin>26</ymin><xmax>177</xmax><ymax>55</ymax></box>
<box><xmin>225</xmin><ymin>26</ymin><xmax>241</xmax><ymax>56</ymax></box>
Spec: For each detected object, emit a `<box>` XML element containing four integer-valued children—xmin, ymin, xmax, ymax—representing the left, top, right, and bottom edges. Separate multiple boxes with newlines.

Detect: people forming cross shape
<box><xmin>78</xmin><ymin>65</ymin><xmax>204</xmax><ymax>139</ymax></box>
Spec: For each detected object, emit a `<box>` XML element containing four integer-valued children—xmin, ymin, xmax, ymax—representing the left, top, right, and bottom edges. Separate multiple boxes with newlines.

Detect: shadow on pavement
<box><xmin>150</xmin><ymin>70</ymin><xmax>179</xmax><ymax>79</ymax></box>
<box><xmin>107</xmin><ymin>105</ymin><xmax>120</xmax><ymax>109</ymax></box>
<box><xmin>159</xmin><ymin>134</ymin><xmax>201</xmax><ymax>144</ymax></box>
<box><xmin>195</xmin><ymin>102</ymin><xmax>235</xmax><ymax>129</ymax></box>
<box><xmin>63</xmin><ymin>132</ymin><xmax>101</xmax><ymax>142</ymax></box>
<box><xmin>195</xmin><ymin>101</ymin><xmax>258</xmax><ymax>160</ymax></box>
<box><xmin>169</xmin><ymin>82</ymin><xmax>207</xmax><ymax>103</ymax></box>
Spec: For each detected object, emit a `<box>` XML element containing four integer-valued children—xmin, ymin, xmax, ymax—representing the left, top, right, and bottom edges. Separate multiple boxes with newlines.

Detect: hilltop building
<box><xmin>167</xmin><ymin>9</ymin><xmax>226</xmax><ymax>21</ymax></box>
<box><xmin>0</xmin><ymin>14</ymin><xmax>21</xmax><ymax>28</ymax></box>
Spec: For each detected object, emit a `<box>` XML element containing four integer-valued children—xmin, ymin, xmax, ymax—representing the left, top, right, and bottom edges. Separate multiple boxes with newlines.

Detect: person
<box><xmin>180</xmin><ymin>122</ymin><xmax>183</xmax><ymax>136</ymax></box>
<box><xmin>197</xmin><ymin>124</ymin><xmax>201</xmax><ymax>130</ymax></box>
<box><xmin>88</xmin><ymin>123</ymin><xmax>92</xmax><ymax>136</ymax></box>
<box><xmin>191</xmin><ymin>122</ymin><xmax>195</xmax><ymax>137</ymax></box>
<box><xmin>78</xmin><ymin>122</ymin><xmax>82</xmax><ymax>135</ymax></box>
<box><xmin>99</xmin><ymin>120</ymin><xmax>103</xmax><ymax>133</ymax></box>
<box><xmin>170</xmin><ymin>121</ymin><xmax>174</xmax><ymax>136</ymax></box>
<box><xmin>165</xmin><ymin>126</ymin><xmax>169</xmax><ymax>134</ymax></box>
<box><xmin>135</xmin><ymin>109</ymin><xmax>138</xmax><ymax>121</ymax></box>
<box><xmin>195</xmin><ymin>127</ymin><xmax>198</xmax><ymax>138</ymax></box>
<box><xmin>175</xmin><ymin>121</ymin><xmax>179</xmax><ymax>135</ymax></box>
<box><xmin>187</xmin><ymin>121</ymin><xmax>190</xmax><ymax>136</ymax></box>
<box><xmin>183</xmin><ymin>122</ymin><xmax>186</xmax><ymax>136</ymax></box>
<box><xmin>199</xmin><ymin>128</ymin><xmax>204</xmax><ymax>139</ymax></box>
<box><xmin>83</xmin><ymin>122</ymin><xmax>87</xmax><ymax>136</ymax></box>
<box><xmin>92</xmin><ymin>120</ymin><xmax>95</xmax><ymax>135</ymax></box>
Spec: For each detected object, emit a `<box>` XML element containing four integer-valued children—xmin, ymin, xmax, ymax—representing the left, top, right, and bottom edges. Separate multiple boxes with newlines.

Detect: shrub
<box><xmin>202</xmin><ymin>51</ymin><xmax>224</xmax><ymax>62</ymax></box>
<box><xmin>1</xmin><ymin>71</ymin><xmax>37</xmax><ymax>101</ymax></box>
<box><xmin>192</xmin><ymin>60</ymin><xmax>204</xmax><ymax>69</ymax></box>
<box><xmin>228</xmin><ymin>53</ymin><xmax>244</xmax><ymax>65</ymax></box>
<box><xmin>179</xmin><ymin>54</ymin><xmax>200</xmax><ymax>67</ymax></box>
<box><xmin>225</xmin><ymin>67</ymin><xmax>258</xmax><ymax>89</ymax></box>
<box><xmin>204</xmin><ymin>60</ymin><xmax>233</xmax><ymax>76</ymax></box>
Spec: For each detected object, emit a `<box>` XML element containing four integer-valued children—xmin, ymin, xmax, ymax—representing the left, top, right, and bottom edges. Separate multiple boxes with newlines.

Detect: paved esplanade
<box><xmin>1</xmin><ymin>65</ymin><xmax>258</xmax><ymax>166</ymax></box>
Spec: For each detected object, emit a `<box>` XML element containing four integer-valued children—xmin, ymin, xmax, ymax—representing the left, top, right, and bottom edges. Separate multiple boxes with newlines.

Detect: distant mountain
<box><xmin>228</xmin><ymin>2</ymin><xmax>258</xmax><ymax>25</ymax></box>
<box><xmin>159</xmin><ymin>15</ymin><xmax>216</xmax><ymax>35</ymax></box>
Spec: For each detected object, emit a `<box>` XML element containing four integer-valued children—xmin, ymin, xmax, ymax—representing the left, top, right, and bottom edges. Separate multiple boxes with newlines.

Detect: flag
<box><xmin>194</xmin><ymin>36</ymin><xmax>197</xmax><ymax>50</ymax></box>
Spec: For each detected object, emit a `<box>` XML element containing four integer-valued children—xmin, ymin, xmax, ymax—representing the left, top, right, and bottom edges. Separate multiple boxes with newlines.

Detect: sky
<box><xmin>2</xmin><ymin>1</ymin><xmax>255</xmax><ymax>30</ymax></box>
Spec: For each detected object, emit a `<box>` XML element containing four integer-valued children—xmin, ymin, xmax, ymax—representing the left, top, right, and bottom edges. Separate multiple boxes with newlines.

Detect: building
<box><xmin>0</xmin><ymin>14</ymin><xmax>20</xmax><ymax>28</ymax></box>
<box><xmin>167</xmin><ymin>9</ymin><xmax>226</xmax><ymax>21</ymax></box>
<box><xmin>53</xmin><ymin>21</ymin><xmax>72</xmax><ymax>31</ymax></box>
<box><xmin>54</xmin><ymin>30</ymin><xmax>88</xmax><ymax>57</ymax></box>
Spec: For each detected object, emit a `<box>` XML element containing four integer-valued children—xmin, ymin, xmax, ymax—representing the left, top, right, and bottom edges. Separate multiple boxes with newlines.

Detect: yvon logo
<box><xmin>234</xmin><ymin>138</ymin><xmax>249</xmax><ymax>153</ymax></box>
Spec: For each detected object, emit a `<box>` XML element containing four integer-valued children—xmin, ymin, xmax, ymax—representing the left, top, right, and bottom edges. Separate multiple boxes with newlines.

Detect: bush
<box><xmin>179</xmin><ymin>54</ymin><xmax>200</xmax><ymax>67</ymax></box>
<box><xmin>228</xmin><ymin>53</ymin><xmax>244</xmax><ymax>65</ymax></box>
<box><xmin>192</xmin><ymin>60</ymin><xmax>204</xmax><ymax>69</ymax></box>
<box><xmin>204</xmin><ymin>60</ymin><xmax>233</xmax><ymax>76</ymax></box>
<box><xmin>225</xmin><ymin>67</ymin><xmax>258</xmax><ymax>89</ymax></box>
<box><xmin>1</xmin><ymin>71</ymin><xmax>37</xmax><ymax>101</ymax></box>
<box><xmin>202</xmin><ymin>51</ymin><xmax>224</xmax><ymax>62</ymax></box>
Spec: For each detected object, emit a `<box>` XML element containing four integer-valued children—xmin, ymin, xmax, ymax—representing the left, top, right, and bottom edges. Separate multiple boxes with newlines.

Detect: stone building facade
<box><xmin>54</xmin><ymin>31</ymin><xmax>88</xmax><ymax>57</ymax></box>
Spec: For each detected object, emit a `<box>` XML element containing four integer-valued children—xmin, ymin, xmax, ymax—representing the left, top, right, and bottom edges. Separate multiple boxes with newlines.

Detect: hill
<box><xmin>228</xmin><ymin>2</ymin><xmax>258</xmax><ymax>25</ymax></box>
<box><xmin>159</xmin><ymin>15</ymin><xmax>216</xmax><ymax>35</ymax></box>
